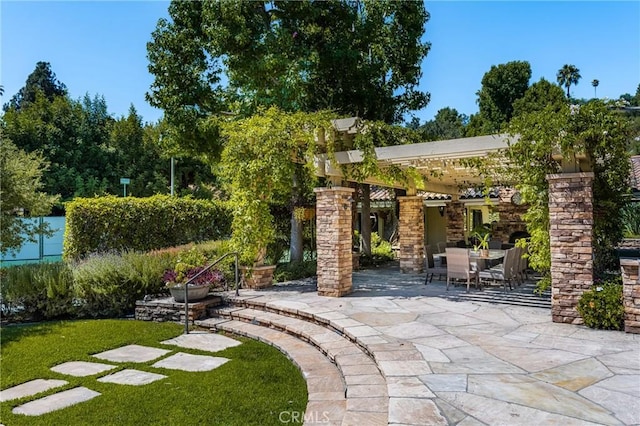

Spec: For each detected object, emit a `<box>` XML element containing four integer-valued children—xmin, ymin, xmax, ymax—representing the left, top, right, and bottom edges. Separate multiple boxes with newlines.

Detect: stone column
<box><xmin>398</xmin><ymin>196</ymin><xmax>424</xmax><ymax>273</ymax></box>
<box><xmin>314</xmin><ymin>187</ymin><xmax>354</xmax><ymax>297</ymax></box>
<box><xmin>546</xmin><ymin>172</ymin><xmax>595</xmax><ymax>324</ymax></box>
<box><xmin>621</xmin><ymin>259</ymin><xmax>640</xmax><ymax>334</ymax></box>
<box><xmin>446</xmin><ymin>200</ymin><xmax>465</xmax><ymax>244</ymax></box>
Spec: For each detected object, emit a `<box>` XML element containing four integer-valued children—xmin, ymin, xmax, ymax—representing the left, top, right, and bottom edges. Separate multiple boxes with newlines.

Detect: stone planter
<box><xmin>240</xmin><ymin>265</ymin><xmax>276</xmax><ymax>289</ymax></box>
<box><xmin>169</xmin><ymin>284</ymin><xmax>210</xmax><ymax>303</ymax></box>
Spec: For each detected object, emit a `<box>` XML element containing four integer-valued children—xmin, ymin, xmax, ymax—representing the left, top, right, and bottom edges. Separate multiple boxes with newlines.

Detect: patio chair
<box><xmin>478</xmin><ymin>247</ymin><xmax>517</xmax><ymax>292</ymax></box>
<box><xmin>425</xmin><ymin>245</ymin><xmax>447</xmax><ymax>284</ymax></box>
<box><xmin>513</xmin><ymin>245</ymin><xmax>528</xmax><ymax>285</ymax></box>
<box><xmin>445</xmin><ymin>248</ymin><xmax>480</xmax><ymax>293</ymax></box>
<box><xmin>436</xmin><ymin>241</ymin><xmax>447</xmax><ymax>253</ymax></box>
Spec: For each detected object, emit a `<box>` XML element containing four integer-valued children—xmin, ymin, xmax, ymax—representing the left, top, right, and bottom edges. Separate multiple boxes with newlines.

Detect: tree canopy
<box><xmin>556</xmin><ymin>64</ymin><xmax>581</xmax><ymax>98</ymax></box>
<box><xmin>0</xmin><ymin>138</ymin><xmax>59</xmax><ymax>254</ymax></box>
<box><xmin>4</xmin><ymin>61</ymin><xmax>67</xmax><ymax>112</ymax></box>
<box><xmin>146</xmin><ymin>0</ymin><xmax>431</xmax><ymax>156</ymax></box>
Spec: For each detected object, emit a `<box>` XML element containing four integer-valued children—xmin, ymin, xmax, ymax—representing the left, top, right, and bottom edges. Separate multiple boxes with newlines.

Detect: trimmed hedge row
<box><xmin>63</xmin><ymin>195</ymin><xmax>231</xmax><ymax>261</ymax></box>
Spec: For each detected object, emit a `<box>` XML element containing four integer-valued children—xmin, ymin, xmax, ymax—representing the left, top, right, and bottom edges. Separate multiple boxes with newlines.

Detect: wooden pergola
<box><xmin>312</xmin><ymin>120</ymin><xmax>597</xmax><ymax>327</ymax></box>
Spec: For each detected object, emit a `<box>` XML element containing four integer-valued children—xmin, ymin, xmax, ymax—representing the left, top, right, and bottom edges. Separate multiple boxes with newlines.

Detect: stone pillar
<box><xmin>621</xmin><ymin>259</ymin><xmax>640</xmax><ymax>334</ymax></box>
<box><xmin>398</xmin><ymin>196</ymin><xmax>424</xmax><ymax>273</ymax></box>
<box><xmin>314</xmin><ymin>187</ymin><xmax>354</xmax><ymax>297</ymax></box>
<box><xmin>446</xmin><ymin>200</ymin><xmax>465</xmax><ymax>244</ymax></box>
<box><xmin>546</xmin><ymin>172</ymin><xmax>595</xmax><ymax>324</ymax></box>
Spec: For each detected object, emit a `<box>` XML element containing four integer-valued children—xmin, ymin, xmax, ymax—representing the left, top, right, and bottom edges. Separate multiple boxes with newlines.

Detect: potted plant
<box><xmin>471</xmin><ymin>226</ymin><xmax>491</xmax><ymax>257</ymax></box>
<box><xmin>163</xmin><ymin>248</ymin><xmax>224</xmax><ymax>302</ymax></box>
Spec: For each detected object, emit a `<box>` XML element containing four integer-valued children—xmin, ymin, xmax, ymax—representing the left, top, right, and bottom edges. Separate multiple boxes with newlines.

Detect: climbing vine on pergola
<box><xmin>218</xmin><ymin>107</ymin><xmax>423</xmax><ymax>265</ymax></box>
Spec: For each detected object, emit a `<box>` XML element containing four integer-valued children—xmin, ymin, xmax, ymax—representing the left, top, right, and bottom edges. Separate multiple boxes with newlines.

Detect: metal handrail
<box><xmin>183</xmin><ymin>252</ymin><xmax>239</xmax><ymax>334</ymax></box>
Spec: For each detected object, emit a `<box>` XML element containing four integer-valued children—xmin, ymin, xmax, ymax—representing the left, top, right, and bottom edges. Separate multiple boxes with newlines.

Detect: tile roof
<box><xmin>631</xmin><ymin>155</ymin><xmax>640</xmax><ymax>190</ymax></box>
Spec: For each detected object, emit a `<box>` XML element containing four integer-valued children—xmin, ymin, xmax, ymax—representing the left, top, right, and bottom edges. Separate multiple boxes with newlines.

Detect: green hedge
<box><xmin>63</xmin><ymin>195</ymin><xmax>231</xmax><ymax>261</ymax></box>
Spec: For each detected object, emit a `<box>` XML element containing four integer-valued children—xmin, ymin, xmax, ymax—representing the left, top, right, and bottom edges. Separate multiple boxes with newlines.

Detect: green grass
<box><xmin>1</xmin><ymin>320</ymin><xmax>308</xmax><ymax>425</ymax></box>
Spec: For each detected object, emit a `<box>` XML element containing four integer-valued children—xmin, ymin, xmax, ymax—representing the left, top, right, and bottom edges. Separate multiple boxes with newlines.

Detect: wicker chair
<box><xmin>425</xmin><ymin>245</ymin><xmax>447</xmax><ymax>284</ymax></box>
<box><xmin>445</xmin><ymin>248</ymin><xmax>480</xmax><ymax>293</ymax></box>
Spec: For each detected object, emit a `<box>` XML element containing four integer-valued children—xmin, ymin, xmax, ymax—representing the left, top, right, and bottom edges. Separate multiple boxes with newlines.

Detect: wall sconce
<box><xmin>438</xmin><ymin>206</ymin><xmax>445</xmax><ymax>217</ymax></box>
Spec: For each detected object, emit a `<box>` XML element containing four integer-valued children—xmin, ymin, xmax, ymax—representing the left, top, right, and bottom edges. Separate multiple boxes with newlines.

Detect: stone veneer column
<box><xmin>546</xmin><ymin>172</ymin><xmax>595</xmax><ymax>324</ymax></box>
<box><xmin>446</xmin><ymin>200</ymin><xmax>465</xmax><ymax>243</ymax></box>
<box><xmin>398</xmin><ymin>196</ymin><xmax>424</xmax><ymax>273</ymax></box>
<box><xmin>314</xmin><ymin>187</ymin><xmax>354</xmax><ymax>297</ymax></box>
<box><xmin>621</xmin><ymin>259</ymin><xmax>640</xmax><ymax>334</ymax></box>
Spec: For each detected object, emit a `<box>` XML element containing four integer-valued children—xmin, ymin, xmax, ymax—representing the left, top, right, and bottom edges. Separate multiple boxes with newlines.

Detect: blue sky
<box><xmin>1</xmin><ymin>1</ymin><xmax>639</xmax><ymax>125</ymax></box>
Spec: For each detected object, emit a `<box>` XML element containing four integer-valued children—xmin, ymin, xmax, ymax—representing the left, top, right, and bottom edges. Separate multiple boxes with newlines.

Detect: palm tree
<box><xmin>556</xmin><ymin>64</ymin><xmax>582</xmax><ymax>98</ymax></box>
<box><xmin>592</xmin><ymin>79</ymin><xmax>599</xmax><ymax>98</ymax></box>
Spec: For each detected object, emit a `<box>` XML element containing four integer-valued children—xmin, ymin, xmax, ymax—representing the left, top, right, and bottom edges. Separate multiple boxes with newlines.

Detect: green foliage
<box><xmin>577</xmin><ymin>279</ymin><xmax>624</xmax><ymax>330</ymax></box>
<box><xmin>0</xmin><ymin>263</ymin><xmax>75</xmax><ymax>321</ymax></box>
<box><xmin>419</xmin><ymin>107</ymin><xmax>468</xmax><ymax>141</ymax></box>
<box><xmin>360</xmin><ymin>232</ymin><xmax>395</xmax><ymax>267</ymax></box>
<box><xmin>507</xmin><ymin>100</ymin><xmax>632</xmax><ymax>290</ymax></box>
<box><xmin>556</xmin><ymin>64</ymin><xmax>582</xmax><ymax>98</ymax></box>
<box><xmin>512</xmin><ymin>78</ymin><xmax>566</xmax><ymax>119</ymax></box>
<box><xmin>474</xmin><ymin>60</ymin><xmax>532</xmax><ymax>134</ymax></box>
<box><xmin>63</xmin><ymin>195</ymin><xmax>231</xmax><ymax>261</ymax></box>
<box><xmin>72</xmin><ymin>251</ymin><xmax>174</xmax><ymax>317</ymax></box>
<box><xmin>147</xmin><ymin>0</ymin><xmax>430</xmax><ymax>134</ymax></box>
<box><xmin>4</xmin><ymin>61</ymin><xmax>67</xmax><ymax>111</ymax></box>
<box><xmin>0</xmin><ymin>138</ymin><xmax>59</xmax><ymax>254</ymax></box>
<box><xmin>621</xmin><ymin>202</ymin><xmax>640</xmax><ymax>237</ymax></box>
<box><xmin>273</xmin><ymin>261</ymin><xmax>317</xmax><ymax>283</ymax></box>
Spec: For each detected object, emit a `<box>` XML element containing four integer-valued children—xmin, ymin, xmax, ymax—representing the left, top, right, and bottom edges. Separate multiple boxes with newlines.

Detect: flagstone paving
<box><xmin>208</xmin><ymin>266</ymin><xmax>640</xmax><ymax>425</ymax></box>
<box><xmin>11</xmin><ymin>387</ymin><xmax>100</xmax><ymax>416</ymax></box>
<box><xmin>92</xmin><ymin>344</ymin><xmax>170</xmax><ymax>363</ymax></box>
<box><xmin>152</xmin><ymin>352</ymin><xmax>230</xmax><ymax>372</ymax></box>
<box><xmin>0</xmin><ymin>379</ymin><xmax>68</xmax><ymax>402</ymax></box>
<box><xmin>97</xmin><ymin>369</ymin><xmax>167</xmax><ymax>386</ymax></box>
<box><xmin>50</xmin><ymin>361</ymin><xmax>117</xmax><ymax>377</ymax></box>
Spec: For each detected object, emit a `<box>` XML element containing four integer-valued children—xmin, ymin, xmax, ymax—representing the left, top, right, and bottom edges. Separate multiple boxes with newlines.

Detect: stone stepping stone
<box><xmin>93</xmin><ymin>344</ymin><xmax>170</xmax><ymax>363</ymax></box>
<box><xmin>0</xmin><ymin>379</ymin><xmax>68</xmax><ymax>402</ymax></box>
<box><xmin>97</xmin><ymin>369</ymin><xmax>166</xmax><ymax>386</ymax></box>
<box><xmin>161</xmin><ymin>332</ymin><xmax>241</xmax><ymax>353</ymax></box>
<box><xmin>51</xmin><ymin>361</ymin><xmax>116</xmax><ymax>377</ymax></box>
<box><xmin>12</xmin><ymin>387</ymin><xmax>100</xmax><ymax>416</ymax></box>
<box><xmin>152</xmin><ymin>352</ymin><xmax>230</xmax><ymax>372</ymax></box>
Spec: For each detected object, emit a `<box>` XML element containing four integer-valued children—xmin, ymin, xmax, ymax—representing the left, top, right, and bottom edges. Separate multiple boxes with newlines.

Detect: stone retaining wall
<box><xmin>621</xmin><ymin>259</ymin><xmax>640</xmax><ymax>334</ymax></box>
<box><xmin>135</xmin><ymin>296</ymin><xmax>222</xmax><ymax>323</ymax></box>
<box><xmin>241</xmin><ymin>265</ymin><xmax>275</xmax><ymax>289</ymax></box>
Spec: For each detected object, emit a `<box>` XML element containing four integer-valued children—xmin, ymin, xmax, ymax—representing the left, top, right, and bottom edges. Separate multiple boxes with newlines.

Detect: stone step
<box><xmin>196</xmin><ymin>318</ymin><xmax>388</xmax><ymax>425</ymax></box>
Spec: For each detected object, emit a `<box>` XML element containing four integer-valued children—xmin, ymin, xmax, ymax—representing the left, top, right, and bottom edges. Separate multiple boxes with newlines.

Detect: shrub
<box><xmin>64</xmin><ymin>195</ymin><xmax>232</xmax><ymax>261</ymax></box>
<box><xmin>360</xmin><ymin>232</ymin><xmax>395</xmax><ymax>267</ymax></box>
<box><xmin>577</xmin><ymin>278</ymin><xmax>624</xmax><ymax>330</ymax></box>
<box><xmin>0</xmin><ymin>263</ymin><xmax>75</xmax><ymax>321</ymax></box>
<box><xmin>72</xmin><ymin>251</ymin><xmax>174</xmax><ymax>318</ymax></box>
<box><xmin>274</xmin><ymin>261</ymin><xmax>317</xmax><ymax>282</ymax></box>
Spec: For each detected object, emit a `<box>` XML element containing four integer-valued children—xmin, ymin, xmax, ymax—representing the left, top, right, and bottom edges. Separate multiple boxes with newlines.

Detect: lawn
<box><xmin>1</xmin><ymin>319</ymin><xmax>308</xmax><ymax>425</ymax></box>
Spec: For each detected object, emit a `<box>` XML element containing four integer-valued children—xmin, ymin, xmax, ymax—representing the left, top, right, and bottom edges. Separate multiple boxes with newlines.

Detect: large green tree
<box><xmin>4</xmin><ymin>61</ymin><xmax>67</xmax><ymax>111</ymax></box>
<box><xmin>556</xmin><ymin>64</ymin><xmax>581</xmax><ymax>98</ymax></box>
<box><xmin>467</xmin><ymin>60</ymin><xmax>532</xmax><ymax>136</ymax></box>
<box><xmin>419</xmin><ymin>107</ymin><xmax>468</xmax><ymax>141</ymax></box>
<box><xmin>146</xmin><ymin>0</ymin><xmax>430</xmax><ymax>149</ymax></box>
<box><xmin>0</xmin><ymin>138</ymin><xmax>59</xmax><ymax>254</ymax></box>
<box><xmin>512</xmin><ymin>78</ymin><xmax>566</xmax><ymax>119</ymax></box>
<box><xmin>147</xmin><ymin>0</ymin><xmax>431</xmax><ymax>263</ymax></box>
